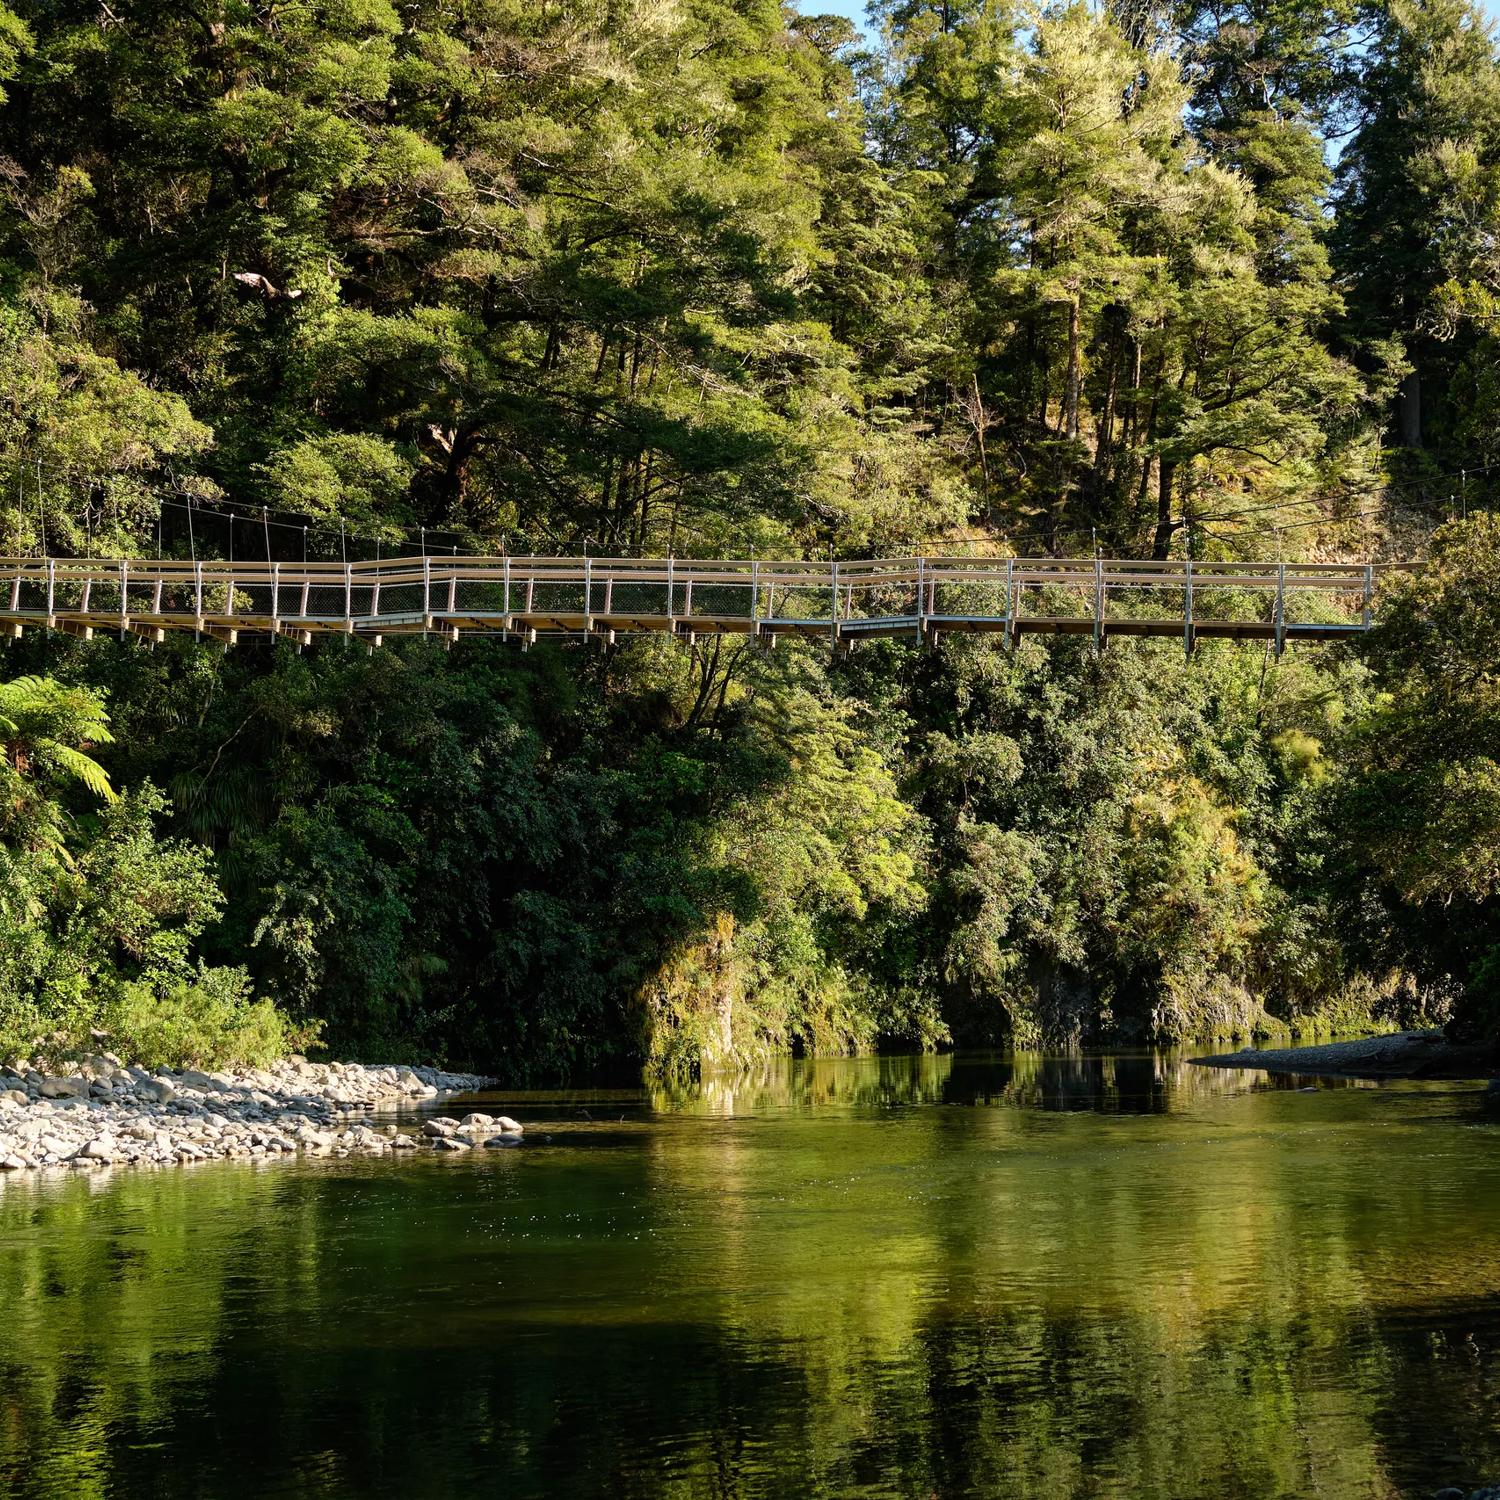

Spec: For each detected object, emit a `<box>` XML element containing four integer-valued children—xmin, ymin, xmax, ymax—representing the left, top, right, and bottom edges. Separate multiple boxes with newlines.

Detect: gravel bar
<box><xmin>1192</xmin><ymin>1029</ymin><xmax>1499</xmax><ymax>1080</ymax></box>
<box><xmin>0</xmin><ymin>1055</ymin><xmax>522</xmax><ymax>1173</ymax></box>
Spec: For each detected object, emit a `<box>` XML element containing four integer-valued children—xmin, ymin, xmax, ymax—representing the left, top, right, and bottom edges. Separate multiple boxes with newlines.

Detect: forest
<box><xmin>0</xmin><ymin>0</ymin><xmax>1497</xmax><ymax>1076</ymax></box>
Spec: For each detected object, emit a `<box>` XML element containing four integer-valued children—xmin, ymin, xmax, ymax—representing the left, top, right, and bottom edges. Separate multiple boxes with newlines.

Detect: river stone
<box><xmin>38</xmin><ymin>1076</ymin><xmax>86</xmax><ymax>1099</ymax></box>
<box><xmin>495</xmin><ymin>1116</ymin><xmax>523</xmax><ymax>1134</ymax></box>
<box><xmin>482</xmin><ymin>1136</ymin><xmax>521</xmax><ymax>1149</ymax></box>
<box><xmin>0</xmin><ymin>1155</ymin><xmax>25</xmax><ymax>1170</ymax></box>
<box><xmin>0</xmin><ymin>1056</ymin><xmax>496</xmax><ymax>1175</ymax></box>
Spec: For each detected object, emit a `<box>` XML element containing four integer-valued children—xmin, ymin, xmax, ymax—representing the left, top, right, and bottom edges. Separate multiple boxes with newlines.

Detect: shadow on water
<box><xmin>1</xmin><ymin>1050</ymin><xmax>1497</xmax><ymax>1499</ymax></box>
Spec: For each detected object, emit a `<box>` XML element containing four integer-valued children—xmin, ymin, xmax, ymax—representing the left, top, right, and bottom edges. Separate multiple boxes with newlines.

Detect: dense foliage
<box><xmin>0</xmin><ymin>0</ymin><xmax>1496</xmax><ymax>1071</ymax></box>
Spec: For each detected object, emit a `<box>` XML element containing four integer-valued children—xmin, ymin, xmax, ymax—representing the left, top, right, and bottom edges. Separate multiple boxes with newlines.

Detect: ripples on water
<box><xmin>0</xmin><ymin>1051</ymin><xmax>1497</xmax><ymax>1499</ymax></box>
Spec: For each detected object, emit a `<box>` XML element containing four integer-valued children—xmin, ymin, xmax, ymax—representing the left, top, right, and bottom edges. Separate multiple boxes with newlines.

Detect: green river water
<box><xmin>0</xmin><ymin>1050</ymin><xmax>1497</xmax><ymax>1499</ymax></box>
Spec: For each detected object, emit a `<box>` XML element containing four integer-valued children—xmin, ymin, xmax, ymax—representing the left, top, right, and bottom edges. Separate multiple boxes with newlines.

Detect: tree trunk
<box><xmin>1121</xmin><ymin>338</ymin><xmax>1143</xmax><ymax>451</ymax></box>
<box><xmin>1135</xmin><ymin>352</ymin><xmax>1165</xmax><ymax>511</ymax></box>
<box><xmin>1398</xmin><ymin>368</ymin><xmax>1422</xmax><ymax>448</ymax></box>
<box><xmin>1151</xmin><ymin>459</ymin><xmax>1176</xmax><ymax>560</ymax></box>
<box><xmin>1093</xmin><ymin>338</ymin><xmax>1119</xmax><ymax>476</ymax></box>
<box><xmin>971</xmin><ymin>372</ymin><xmax>991</xmax><ymax>514</ymax></box>
<box><xmin>1063</xmin><ymin>298</ymin><xmax>1082</xmax><ymax>440</ymax></box>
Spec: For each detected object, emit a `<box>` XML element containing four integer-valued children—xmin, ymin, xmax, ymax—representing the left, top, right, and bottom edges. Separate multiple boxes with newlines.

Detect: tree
<box><xmin>1333</xmin><ymin>0</ymin><xmax>1500</xmax><ymax>456</ymax></box>
<box><xmin>1336</xmin><ymin>513</ymin><xmax>1500</xmax><ymax>1041</ymax></box>
<box><xmin>0</xmin><ymin>674</ymin><xmax>116</xmax><ymax>858</ymax></box>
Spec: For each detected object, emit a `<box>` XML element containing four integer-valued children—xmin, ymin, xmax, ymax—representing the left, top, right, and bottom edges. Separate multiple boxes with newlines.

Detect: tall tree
<box><xmin>1334</xmin><ymin>0</ymin><xmax>1500</xmax><ymax>456</ymax></box>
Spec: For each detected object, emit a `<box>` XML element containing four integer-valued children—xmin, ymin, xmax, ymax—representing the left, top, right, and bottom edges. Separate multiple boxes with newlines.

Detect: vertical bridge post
<box><xmin>1275</xmin><ymin>563</ymin><xmax>1286</xmax><ymax>657</ymax></box>
<box><xmin>1183</xmin><ymin>558</ymin><xmax>1193</xmax><ymax>657</ymax></box>
<box><xmin>1362</xmin><ymin>563</ymin><xmax>1374</xmax><ymax>627</ymax></box>
<box><xmin>1093</xmin><ymin>556</ymin><xmax>1103</xmax><ymax>654</ymax></box>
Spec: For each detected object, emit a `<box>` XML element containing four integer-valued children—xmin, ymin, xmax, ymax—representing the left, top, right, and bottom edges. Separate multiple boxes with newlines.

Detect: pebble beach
<box><xmin>0</xmin><ymin>1055</ymin><xmax>515</xmax><ymax>1172</ymax></box>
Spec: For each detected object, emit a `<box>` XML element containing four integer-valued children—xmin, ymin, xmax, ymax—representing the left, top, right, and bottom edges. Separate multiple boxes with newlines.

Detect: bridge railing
<box><xmin>0</xmin><ymin>554</ymin><xmax>1418</xmax><ymax>646</ymax></box>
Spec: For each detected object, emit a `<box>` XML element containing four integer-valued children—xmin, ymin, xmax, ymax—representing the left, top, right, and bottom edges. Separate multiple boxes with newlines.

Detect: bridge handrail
<box><xmin>0</xmin><ymin>551</ymin><xmax>1418</xmax><ymax>657</ymax></box>
<box><xmin>0</xmin><ymin>554</ymin><xmax>1419</xmax><ymax>587</ymax></box>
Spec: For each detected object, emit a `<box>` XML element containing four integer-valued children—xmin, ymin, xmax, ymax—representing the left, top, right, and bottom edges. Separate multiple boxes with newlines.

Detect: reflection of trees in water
<box><xmin>940</xmin><ymin>1051</ymin><xmax>1175</xmax><ymax>1113</ymax></box>
<box><xmin>650</xmin><ymin>1049</ymin><xmax>1381</xmax><ymax>1118</ymax></box>
<box><xmin>940</xmin><ymin>1050</ymin><xmax>1382</xmax><ymax>1113</ymax></box>
<box><xmin>1</xmin><ymin>1069</ymin><xmax>1497</xmax><ymax>1499</ymax></box>
<box><xmin>648</xmin><ymin>1051</ymin><xmax>959</xmax><ymax>1114</ymax></box>
<box><xmin>884</xmin><ymin>1303</ymin><xmax>1500</xmax><ymax>1499</ymax></box>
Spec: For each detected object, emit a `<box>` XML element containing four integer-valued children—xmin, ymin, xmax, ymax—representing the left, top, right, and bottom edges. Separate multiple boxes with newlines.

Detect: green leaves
<box><xmin>259</xmin><ymin>434</ymin><xmax>416</xmax><ymax>536</ymax></box>
<box><xmin>0</xmin><ymin>674</ymin><xmax>116</xmax><ymax>807</ymax></box>
<box><xmin>1332</xmin><ymin>516</ymin><xmax>1500</xmax><ymax>1039</ymax></box>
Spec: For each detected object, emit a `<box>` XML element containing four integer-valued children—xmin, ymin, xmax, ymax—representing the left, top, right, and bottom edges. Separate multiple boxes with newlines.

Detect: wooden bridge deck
<box><xmin>0</xmin><ymin>555</ymin><xmax>1411</xmax><ymax>653</ymax></box>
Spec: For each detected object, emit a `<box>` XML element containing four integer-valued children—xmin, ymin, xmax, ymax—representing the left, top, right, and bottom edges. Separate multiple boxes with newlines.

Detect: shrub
<box><xmin>102</xmin><ymin>967</ymin><xmax>318</xmax><ymax>1071</ymax></box>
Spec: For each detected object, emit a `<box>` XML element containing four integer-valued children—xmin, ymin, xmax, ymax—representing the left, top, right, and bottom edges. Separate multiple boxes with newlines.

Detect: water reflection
<box><xmin>649</xmin><ymin>1047</ymin><xmax>1380</xmax><ymax>1116</ymax></box>
<box><xmin>0</xmin><ymin>1052</ymin><xmax>1497</xmax><ymax>1499</ymax></box>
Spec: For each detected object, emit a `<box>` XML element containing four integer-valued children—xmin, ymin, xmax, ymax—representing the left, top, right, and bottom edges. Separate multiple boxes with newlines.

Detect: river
<box><xmin>0</xmin><ymin>1050</ymin><xmax>1496</xmax><ymax>1498</ymax></box>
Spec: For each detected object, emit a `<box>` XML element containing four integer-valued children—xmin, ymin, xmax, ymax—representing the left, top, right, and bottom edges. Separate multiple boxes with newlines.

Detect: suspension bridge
<box><xmin>0</xmin><ymin>554</ymin><xmax>1411</xmax><ymax>654</ymax></box>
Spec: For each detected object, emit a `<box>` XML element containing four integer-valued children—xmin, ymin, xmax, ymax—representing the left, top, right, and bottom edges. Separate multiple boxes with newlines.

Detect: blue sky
<box><xmin>809</xmin><ymin>0</ymin><xmax>873</xmax><ymax>37</ymax></box>
<box><xmin>806</xmin><ymin>1</ymin><xmax>1500</xmax><ymax>44</ymax></box>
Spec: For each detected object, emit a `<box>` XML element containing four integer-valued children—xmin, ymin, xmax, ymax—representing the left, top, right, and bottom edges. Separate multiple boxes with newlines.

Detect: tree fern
<box><xmin>0</xmin><ymin>675</ymin><xmax>118</xmax><ymax>803</ymax></box>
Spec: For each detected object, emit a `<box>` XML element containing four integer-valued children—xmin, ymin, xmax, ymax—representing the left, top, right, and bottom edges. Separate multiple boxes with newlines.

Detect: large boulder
<box><xmin>38</xmin><ymin>1076</ymin><xmax>87</xmax><ymax>1099</ymax></box>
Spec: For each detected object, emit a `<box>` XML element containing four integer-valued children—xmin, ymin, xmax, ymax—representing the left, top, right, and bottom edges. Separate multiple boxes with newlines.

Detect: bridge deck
<box><xmin>0</xmin><ymin>554</ymin><xmax>1408</xmax><ymax>653</ymax></box>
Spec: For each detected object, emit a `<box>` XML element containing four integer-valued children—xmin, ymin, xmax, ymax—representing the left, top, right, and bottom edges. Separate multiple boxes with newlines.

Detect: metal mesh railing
<box><xmin>0</xmin><ymin>554</ymin><xmax>1413</xmax><ymax>648</ymax></box>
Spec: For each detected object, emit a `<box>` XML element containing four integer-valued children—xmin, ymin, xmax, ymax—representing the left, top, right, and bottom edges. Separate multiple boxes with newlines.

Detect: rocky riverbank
<box><xmin>1193</xmin><ymin>1028</ymin><xmax>1499</xmax><ymax>1081</ymax></box>
<box><xmin>0</xmin><ymin>1055</ymin><xmax>515</xmax><ymax>1172</ymax></box>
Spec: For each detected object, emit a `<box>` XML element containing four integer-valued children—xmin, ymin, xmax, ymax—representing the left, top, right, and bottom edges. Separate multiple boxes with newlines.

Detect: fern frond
<box><xmin>48</xmin><ymin>744</ymin><xmax>119</xmax><ymax>803</ymax></box>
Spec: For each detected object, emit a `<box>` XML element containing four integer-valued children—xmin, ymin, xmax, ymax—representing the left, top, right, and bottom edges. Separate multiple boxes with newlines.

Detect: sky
<box><xmin>804</xmin><ymin>0</ymin><xmax>1500</xmax><ymax>45</ymax></box>
<box><xmin>809</xmin><ymin>0</ymin><xmax>873</xmax><ymax>38</ymax></box>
